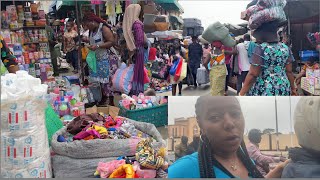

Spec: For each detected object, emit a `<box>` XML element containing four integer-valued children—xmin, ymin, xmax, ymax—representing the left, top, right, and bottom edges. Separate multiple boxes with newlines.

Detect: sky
<box><xmin>179</xmin><ymin>1</ymin><xmax>250</xmax><ymax>29</ymax></box>
<box><xmin>168</xmin><ymin>97</ymin><xmax>301</xmax><ymax>134</ymax></box>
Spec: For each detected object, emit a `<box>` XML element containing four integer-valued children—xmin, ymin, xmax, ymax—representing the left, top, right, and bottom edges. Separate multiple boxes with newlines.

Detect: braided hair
<box><xmin>195</xmin><ymin>97</ymin><xmax>264</xmax><ymax>178</ymax></box>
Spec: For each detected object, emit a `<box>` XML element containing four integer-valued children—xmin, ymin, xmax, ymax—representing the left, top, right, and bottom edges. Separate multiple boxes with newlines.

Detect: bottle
<box><xmin>28</xmin><ymin>63</ymin><xmax>36</xmax><ymax>77</ymax></box>
<box><xmin>35</xmin><ymin>63</ymin><xmax>41</xmax><ymax>78</ymax></box>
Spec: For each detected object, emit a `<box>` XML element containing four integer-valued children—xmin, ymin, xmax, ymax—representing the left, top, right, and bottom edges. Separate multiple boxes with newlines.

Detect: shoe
<box><xmin>178</xmin><ymin>93</ymin><xmax>182</xmax><ymax>96</ymax></box>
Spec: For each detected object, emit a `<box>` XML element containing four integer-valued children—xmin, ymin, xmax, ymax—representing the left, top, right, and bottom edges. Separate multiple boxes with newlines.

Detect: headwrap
<box><xmin>83</xmin><ymin>13</ymin><xmax>107</xmax><ymax>24</ymax></box>
<box><xmin>123</xmin><ymin>4</ymin><xmax>142</xmax><ymax>51</ymax></box>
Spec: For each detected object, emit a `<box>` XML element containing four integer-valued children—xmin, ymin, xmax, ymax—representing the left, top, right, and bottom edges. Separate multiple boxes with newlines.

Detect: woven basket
<box><xmin>154</xmin><ymin>22</ymin><xmax>169</xmax><ymax>31</ymax></box>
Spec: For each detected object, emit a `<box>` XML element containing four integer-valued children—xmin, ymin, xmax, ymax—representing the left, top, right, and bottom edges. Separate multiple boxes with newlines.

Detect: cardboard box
<box><xmin>86</xmin><ymin>105</ymin><xmax>120</xmax><ymax>119</ymax></box>
<box><xmin>306</xmin><ymin>68</ymin><xmax>320</xmax><ymax>78</ymax></box>
<box><xmin>301</xmin><ymin>77</ymin><xmax>320</xmax><ymax>95</ymax></box>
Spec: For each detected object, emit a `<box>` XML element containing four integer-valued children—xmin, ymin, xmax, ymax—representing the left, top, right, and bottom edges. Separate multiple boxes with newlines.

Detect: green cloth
<box><xmin>86</xmin><ymin>50</ymin><xmax>97</xmax><ymax>73</ymax></box>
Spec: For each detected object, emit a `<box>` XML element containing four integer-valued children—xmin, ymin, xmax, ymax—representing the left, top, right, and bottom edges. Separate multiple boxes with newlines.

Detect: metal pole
<box><xmin>289</xmin><ymin>97</ymin><xmax>293</xmax><ymax>147</ymax></box>
<box><xmin>75</xmin><ymin>1</ymin><xmax>84</xmax><ymax>84</ymax></box>
<box><xmin>275</xmin><ymin>97</ymin><xmax>280</xmax><ymax>151</ymax></box>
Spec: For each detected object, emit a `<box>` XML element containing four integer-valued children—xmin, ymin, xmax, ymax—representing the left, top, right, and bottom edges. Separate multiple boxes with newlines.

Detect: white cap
<box><xmin>294</xmin><ymin>97</ymin><xmax>320</xmax><ymax>152</ymax></box>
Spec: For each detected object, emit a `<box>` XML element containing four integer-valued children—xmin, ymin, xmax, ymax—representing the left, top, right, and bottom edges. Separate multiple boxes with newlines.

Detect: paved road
<box><xmin>156</xmin><ymin>84</ymin><xmax>238</xmax><ymax>96</ymax></box>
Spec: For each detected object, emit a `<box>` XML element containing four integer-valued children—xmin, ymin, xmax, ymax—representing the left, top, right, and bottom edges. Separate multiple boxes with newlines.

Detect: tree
<box><xmin>263</xmin><ymin>128</ymin><xmax>275</xmax><ymax>134</ymax></box>
<box><xmin>263</xmin><ymin>128</ymin><xmax>275</xmax><ymax>151</ymax></box>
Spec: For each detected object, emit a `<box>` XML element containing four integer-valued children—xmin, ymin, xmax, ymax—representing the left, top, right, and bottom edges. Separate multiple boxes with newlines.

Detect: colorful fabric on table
<box><xmin>248</xmin><ymin>42</ymin><xmax>294</xmax><ymax>96</ymax></box>
<box><xmin>136</xmin><ymin>138</ymin><xmax>165</xmax><ymax>170</ymax></box>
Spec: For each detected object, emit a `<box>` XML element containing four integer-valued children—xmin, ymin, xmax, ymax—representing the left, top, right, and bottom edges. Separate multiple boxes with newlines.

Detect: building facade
<box><xmin>168</xmin><ymin>117</ymin><xmax>300</xmax><ymax>151</ymax></box>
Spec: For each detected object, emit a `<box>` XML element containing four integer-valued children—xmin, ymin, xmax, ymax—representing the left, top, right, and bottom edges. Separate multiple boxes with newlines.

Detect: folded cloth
<box><xmin>96</xmin><ymin>160</ymin><xmax>126</xmax><ymax>178</ymax></box>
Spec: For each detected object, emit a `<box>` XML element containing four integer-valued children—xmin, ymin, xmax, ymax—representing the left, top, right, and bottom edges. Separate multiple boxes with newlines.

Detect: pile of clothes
<box><xmin>56</xmin><ymin>113</ymin><xmax>150</xmax><ymax>142</ymax></box>
<box><xmin>242</xmin><ymin>0</ymin><xmax>287</xmax><ymax>30</ymax></box>
<box><xmin>150</xmin><ymin>78</ymin><xmax>171</xmax><ymax>92</ymax></box>
<box><xmin>94</xmin><ymin>138</ymin><xmax>168</xmax><ymax>178</ymax></box>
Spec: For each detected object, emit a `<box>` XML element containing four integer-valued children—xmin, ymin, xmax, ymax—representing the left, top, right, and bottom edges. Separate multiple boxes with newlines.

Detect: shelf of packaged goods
<box><xmin>23</xmin><ymin>26</ymin><xmax>46</xmax><ymax>29</ymax></box>
<box><xmin>24</xmin><ymin>41</ymin><xmax>48</xmax><ymax>45</ymax></box>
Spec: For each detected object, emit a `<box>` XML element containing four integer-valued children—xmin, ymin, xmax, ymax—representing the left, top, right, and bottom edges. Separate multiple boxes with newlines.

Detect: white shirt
<box><xmin>236</xmin><ymin>41</ymin><xmax>251</xmax><ymax>72</ymax></box>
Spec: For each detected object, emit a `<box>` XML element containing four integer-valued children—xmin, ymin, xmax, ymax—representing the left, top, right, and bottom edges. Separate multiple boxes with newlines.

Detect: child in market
<box><xmin>295</xmin><ymin>57</ymin><xmax>319</xmax><ymax>95</ymax></box>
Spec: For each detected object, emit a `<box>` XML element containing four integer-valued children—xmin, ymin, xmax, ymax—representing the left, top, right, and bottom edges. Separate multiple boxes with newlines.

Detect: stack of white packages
<box><xmin>1</xmin><ymin>71</ymin><xmax>52</xmax><ymax>178</ymax></box>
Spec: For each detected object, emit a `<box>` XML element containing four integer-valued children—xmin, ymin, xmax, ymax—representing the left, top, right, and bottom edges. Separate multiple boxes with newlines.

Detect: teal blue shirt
<box><xmin>169</xmin><ymin>152</ymin><xmax>254</xmax><ymax>178</ymax></box>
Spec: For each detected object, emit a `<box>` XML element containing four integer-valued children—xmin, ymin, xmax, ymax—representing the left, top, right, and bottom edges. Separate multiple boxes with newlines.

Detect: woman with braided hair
<box><xmin>168</xmin><ymin>96</ymin><xmax>290</xmax><ymax>178</ymax></box>
<box><xmin>82</xmin><ymin>13</ymin><xmax>119</xmax><ymax>106</ymax></box>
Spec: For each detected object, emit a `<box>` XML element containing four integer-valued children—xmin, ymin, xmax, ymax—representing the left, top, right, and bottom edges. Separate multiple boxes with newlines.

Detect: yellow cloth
<box><xmin>93</xmin><ymin>125</ymin><xmax>108</xmax><ymax>135</ymax></box>
<box><xmin>210</xmin><ymin>64</ymin><xmax>226</xmax><ymax>96</ymax></box>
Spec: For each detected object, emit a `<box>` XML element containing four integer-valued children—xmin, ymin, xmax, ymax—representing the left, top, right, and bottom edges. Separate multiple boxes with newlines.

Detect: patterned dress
<box><xmin>89</xmin><ymin>23</ymin><xmax>119</xmax><ymax>96</ymax></box>
<box><xmin>248</xmin><ymin>42</ymin><xmax>294</xmax><ymax>96</ymax></box>
<box><xmin>208</xmin><ymin>52</ymin><xmax>227</xmax><ymax>96</ymax></box>
<box><xmin>0</xmin><ymin>35</ymin><xmax>17</xmax><ymax>75</ymax></box>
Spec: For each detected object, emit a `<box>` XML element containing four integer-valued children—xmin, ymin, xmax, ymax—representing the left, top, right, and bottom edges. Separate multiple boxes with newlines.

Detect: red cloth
<box><xmin>222</xmin><ymin>46</ymin><xmax>233</xmax><ymax>65</ymax></box>
<box><xmin>148</xmin><ymin>47</ymin><xmax>157</xmax><ymax>61</ymax></box>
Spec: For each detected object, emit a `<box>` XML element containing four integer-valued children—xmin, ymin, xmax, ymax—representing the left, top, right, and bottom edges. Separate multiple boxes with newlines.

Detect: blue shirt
<box><xmin>169</xmin><ymin>152</ymin><xmax>254</xmax><ymax>178</ymax></box>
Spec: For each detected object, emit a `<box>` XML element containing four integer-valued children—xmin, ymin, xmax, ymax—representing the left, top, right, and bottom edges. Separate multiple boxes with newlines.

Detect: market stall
<box><xmin>1</xmin><ymin>2</ymin><xmax>54</xmax><ymax>82</ymax></box>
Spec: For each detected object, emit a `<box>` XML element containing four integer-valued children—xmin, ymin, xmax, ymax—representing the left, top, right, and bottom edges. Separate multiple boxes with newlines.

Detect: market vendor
<box><xmin>82</xmin><ymin>13</ymin><xmax>119</xmax><ymax>106</ymax></box>
<box><xmin>0</xmin><ymin>35</ymin><xmax>19</xmax><ymax>75</ymax></box>
<box><xmin>295</xmin><ymin>57</ymin><xmax>319</xmax><ymax>88</ymax></box>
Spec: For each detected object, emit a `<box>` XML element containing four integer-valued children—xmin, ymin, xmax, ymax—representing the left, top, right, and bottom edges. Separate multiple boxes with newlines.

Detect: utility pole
<box><xmin>275</xmin><ymin>97</ymin><xmax>280</xmax><ymax>152</ymax></box>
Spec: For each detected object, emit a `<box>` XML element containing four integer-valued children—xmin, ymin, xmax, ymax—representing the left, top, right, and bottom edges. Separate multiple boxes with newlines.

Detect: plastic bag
<box><xmin>112</xmin><ymin>65</ymin><xmax>135</xmax><ymax>94</ymax></box>
<box><xmin>174</xmin><ymin>58</ymin><xmax>183</xmax><ymax>82</ymax></box>
<box><xmin>178</xmin><ymin>62</ymin><xmax>187</xmax><ymax>81</ymax></box>
<box><xmin>169</xmin><ymin>58</ymin><xmax>180</xmax><ymax>76</ymax></box>
<box><xmin>86</xmin><ymin>50</ymin><xmax>97</xmax><ymax>73</ymax></box>
<box><xmin>248</xmin><ymin>6</ymin><xmax>287</xmax><ymax>30</ymax></box>
<box><xmin>144</xmin><ymin>67</ymin><xmax>150</xmax><ymax>84</ymax></box>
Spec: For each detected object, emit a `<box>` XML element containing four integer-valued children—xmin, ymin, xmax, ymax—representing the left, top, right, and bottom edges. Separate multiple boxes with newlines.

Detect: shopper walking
<box><xmin>188</xmin><ymin>36</ymin><xmax>203</xmax><ymax>87</ymax></box>
<box><xmin>239</xmin><ymin>22</ymin><xmax>296</xmax><ymax>96</ymax></box>
<box><xmin>82</xmin><ymin>13</ymin><xmax>119</xmax><ymax>105</ymax></box>
<box><xmin>203</xmin><ymin>41</ymin><xmax>227</xmax><ymax>96</ymax></box>
<box><xmin>235</xmin><ymin>34</ymin><xmax>251</xmax><ymax>94</ymax></box>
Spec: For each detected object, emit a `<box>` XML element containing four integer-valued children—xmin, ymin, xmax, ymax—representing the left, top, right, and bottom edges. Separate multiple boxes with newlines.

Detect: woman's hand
<box><xmin>265</xmin><ymin>159</ymin><xmax>291</xmax><ymax>178</ymax></box>
<box><xmin>88</xmin><ymin>45</ymin><xmax>98</xmax><ymax>51</ymax></box>
<box><xmin>291</xmin><ymin>88</ymin><xmax>298</xmax><ymax>96</ymax></box>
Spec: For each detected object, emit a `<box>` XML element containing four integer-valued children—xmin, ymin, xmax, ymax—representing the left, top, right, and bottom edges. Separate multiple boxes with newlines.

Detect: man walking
<box><xmin>236</xmin><ymin>34</ymin><xmax>251</xmax><ymax>94</ymax></box>
<box><xmin>188</xmin><ymin>36</ymin><xmax>203</xmax><ymax>87</ymax></box>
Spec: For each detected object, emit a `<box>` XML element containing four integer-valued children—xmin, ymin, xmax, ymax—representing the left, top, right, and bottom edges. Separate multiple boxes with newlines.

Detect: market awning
<box><xmin>284</xmin><ymin>0</ymin><xmax>320</xmax><ymax>22</ymax></box>
<box><xmin>169</xmin><ymin>15</ymin><xmax>184</xmax><ymax>24</ymax></box>
<box><xmin>155</xmin><ymin>0</ymin><xmax>184</xmax><ymax>13</ymax></box>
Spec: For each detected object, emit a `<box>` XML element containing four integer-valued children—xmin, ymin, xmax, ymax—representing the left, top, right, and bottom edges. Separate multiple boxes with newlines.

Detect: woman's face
<box><xmin>85</xmin><ymin>21</ymin><xmax>96</xmax><ymax>31</ymax></box>
<box><xmin>198</xmin><ymin>97</ymin><xmax>245</xmax><ymax>153</ymax></box>
<box><xmin>66</xmin><ymin>23</ymin><xmax>73</xmax><ymax>31</ymax></box>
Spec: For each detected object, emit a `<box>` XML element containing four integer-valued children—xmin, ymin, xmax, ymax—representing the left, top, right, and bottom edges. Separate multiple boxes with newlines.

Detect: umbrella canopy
<box><xmin>284</xmin><ymin>0</ymin><xmax>320</xmax><ymax>23</ymax></box>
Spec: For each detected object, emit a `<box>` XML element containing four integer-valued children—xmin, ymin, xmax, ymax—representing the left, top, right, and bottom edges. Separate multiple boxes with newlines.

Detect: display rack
<box><xmin>1</xmin><ymin>3</ymin><xmax>54</xmax><ymax>82</ymax></box>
